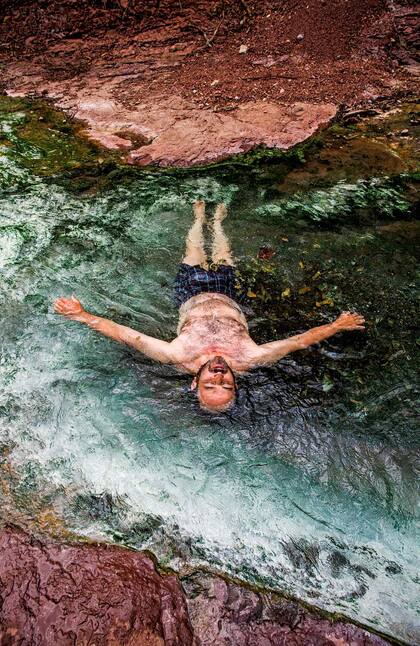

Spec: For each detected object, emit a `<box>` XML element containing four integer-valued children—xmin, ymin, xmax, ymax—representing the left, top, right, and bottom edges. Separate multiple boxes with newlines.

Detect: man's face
<box><xmin>191</xmin><ymin>356</ymin><xmax>236</xmax><ymax>412</ymax></box>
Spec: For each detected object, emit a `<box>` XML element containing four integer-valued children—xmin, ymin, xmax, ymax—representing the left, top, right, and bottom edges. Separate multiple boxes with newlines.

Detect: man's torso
<box><xmin>171</xmin><ymin>293</ymin><xmax>258</xmax><ymax>373</ymax></box>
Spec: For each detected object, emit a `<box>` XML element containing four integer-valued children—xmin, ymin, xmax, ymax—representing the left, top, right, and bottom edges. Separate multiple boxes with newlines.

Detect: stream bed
<box><xmin>0</xmin><ymin>97</ymin><xmax>419</xmax><ymax>644</ymax></box>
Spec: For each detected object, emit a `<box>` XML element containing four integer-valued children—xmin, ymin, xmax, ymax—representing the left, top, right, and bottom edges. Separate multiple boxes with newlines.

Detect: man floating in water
<box><xmin>54</xmin><ymin>200</ymin><xmax>365</xmax><ymax>412</ymax></box>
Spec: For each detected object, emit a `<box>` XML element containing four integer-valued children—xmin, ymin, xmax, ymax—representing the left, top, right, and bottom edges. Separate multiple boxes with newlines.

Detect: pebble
<box><xmin>297</xmin><ymin>33</ymin><xmax>304</xmax><ymax>41</ymax></box>
<box><xmin>239</xmin><ymin>44</ymin><xmax>248</xmax><ymax>54</ymax></box>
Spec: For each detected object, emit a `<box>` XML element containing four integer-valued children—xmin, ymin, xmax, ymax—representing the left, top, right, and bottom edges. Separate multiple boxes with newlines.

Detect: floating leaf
<box><xmin>299</xmin><ymin>260</ymin><xmax>305</xmax><ymax>269</ymax></box>
<box><xmin>316</xmin><ymin>297</ymin><xmax>334</xmax><ymax>307</ymax></box>
<box><xmin>247</xmin><ymin>290</ymin><xmax>257</xmax><ymax>298</ymax></box>
<box><xmin>298</xmin><ymin>286</ymin><xmax>311</xmax><ymax>295</ymax></box>
<box><xmin>281</xmin><ymin>287</ymin><xmax>291</xmax><ymax>298</ymax></box>
<box><xmin>258</xmin><ymin>246</ymin><xmax>276</xmax><ymax>260</ymax></box>
<box><xmin>281</xmin><ymin>236</ymin><xmax>289</xmax><ymax>242</ymax></box>
<box><xmin>322</xmin><ymin>377</ymin><xmax>334</xmax><ymax>392</ymax></box>
<box><xmin>312</xmin><ymin>271</ymin><xmax>321</xmax><ymax>280</ymax></box>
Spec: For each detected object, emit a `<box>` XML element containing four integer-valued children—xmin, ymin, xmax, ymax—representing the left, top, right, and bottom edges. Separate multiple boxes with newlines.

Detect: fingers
<box><xmin>340</xmin><ymin>310</ymin><xmax>365</xmax><ymax>320</ymax></box>
<box><xmin>337</xmin><ymin>310</ymin><xmax>366</xmax><ymax>332</ymax></box>
<box><xmin>53</xmin><ymin>296</ymin><xmax>75</xmax><ymax>314</ymax></box>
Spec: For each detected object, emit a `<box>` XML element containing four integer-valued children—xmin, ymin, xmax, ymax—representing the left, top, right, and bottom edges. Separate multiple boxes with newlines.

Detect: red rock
<box><xmin>183</xmin><ymin>573</ymin><xmax>392</xmax><ymax>646</ymax></box>
<box><xmin>3</xmin><ymin>64</ymin><xmax>336</xmax><ymax>168</ymax></box>
<box><xmin>86</xmin><ymin>130</ymin><xmax>134</xmax><ymax>149</ymax></box>
<box><xmin>126</xmin><ymin>100</ymin><xmax>337</xmax><ymax>167</ymax></box>
<box><xmin>0</xmin><ymin>526</ymin><xmax>193</xmax><ymax>646</ymax></box>
<box><xmin>0</xmin><ymin>527</ymin><xmax>393</xmax><ymax>646</ymax></box>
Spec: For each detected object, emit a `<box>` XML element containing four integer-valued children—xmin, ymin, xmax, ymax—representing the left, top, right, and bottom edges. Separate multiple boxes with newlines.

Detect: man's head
<box><xmin>191</xmin><ymin>355</ymin><xmax>236</xmax><ymax>412</ymax></box>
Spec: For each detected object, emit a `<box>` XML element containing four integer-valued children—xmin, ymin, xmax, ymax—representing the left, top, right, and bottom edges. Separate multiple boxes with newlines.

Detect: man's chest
<box><xmin>174</xmin><ymin>321</ymin><xmax>256</xmax><ymax>373</ymax></box>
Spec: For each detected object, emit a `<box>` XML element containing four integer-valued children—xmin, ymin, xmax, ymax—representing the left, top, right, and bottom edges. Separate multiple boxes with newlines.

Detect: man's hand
<box><xmin>54</xmin><ymin>295</ymin><xmax>85</xmax><ymax>320</ymax></box>
<box><xmin>334</xmin><ymin>311</ymin><xmax>365</xmax><ymax>331</ymax></box>
<box><xmin>252</xmin><ymin>310</ymin><xmax>366</xmax><ymax>367</ymax></box>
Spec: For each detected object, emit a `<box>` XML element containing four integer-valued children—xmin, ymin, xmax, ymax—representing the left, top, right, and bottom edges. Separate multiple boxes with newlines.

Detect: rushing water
<box><xmin>0</xmin><ymin>100</ymin><xmax>419</xmax><ymax>643</ymax></box>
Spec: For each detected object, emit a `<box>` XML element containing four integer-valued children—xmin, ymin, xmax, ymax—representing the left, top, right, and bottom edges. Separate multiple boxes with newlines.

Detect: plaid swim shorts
<box><xmin>174</xmin><ymin>263</ymin><xmax>246</xmax><ymax>306</ymax></box>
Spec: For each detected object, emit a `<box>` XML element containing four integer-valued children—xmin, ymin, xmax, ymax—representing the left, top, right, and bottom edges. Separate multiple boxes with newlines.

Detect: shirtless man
<box><xmin>54</xmin><ymin>200</ymin><xmax>365</xmax><ymax>412</ymax></box>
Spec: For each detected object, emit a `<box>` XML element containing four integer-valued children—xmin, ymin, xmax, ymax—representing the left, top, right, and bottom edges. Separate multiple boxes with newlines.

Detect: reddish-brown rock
<box><xmin>0</xmin><ymin>527</ymin><xmax>394</xmax><ymax>646</ymax></box>
<box><xmin>184</xmin><ymin>573</ymin><xmax>392</xmax><ymax>646</ymax></box>
<box><xmin>126</xmin><ymin>100</ymin><xmax>337</xmax><ymax>167</ymax></box>
<box><xmin>5</xmin><ymin>72</ymin><xmax>336</xmax><ymax>167</ymax></box>
<box><xmin>2</xmin><ymin>0</ymin><xmax>417</xmax><ymax>168</ymax></box>
<box><xmin>0</xmin><ymin>526</ymin><xmax>193</xmax><ymax>646</ymax></box>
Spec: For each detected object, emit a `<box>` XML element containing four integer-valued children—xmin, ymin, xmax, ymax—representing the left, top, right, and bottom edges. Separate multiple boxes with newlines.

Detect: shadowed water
<box><xmin>0</xmin><ymin>101</ymin><xmax>419</xmax><ymax>643</ymax></box>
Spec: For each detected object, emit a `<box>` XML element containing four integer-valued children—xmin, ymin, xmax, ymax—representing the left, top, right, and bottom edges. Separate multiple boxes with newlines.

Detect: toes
<box><xmin>214</xmin><ymin>204</ymin><xmax>227</xmax><ymax>220</ymax></box>
<box><xmin>193</xmin><ymin>200</ymin><xmax>205</xmax><ymax>211</ymax></box>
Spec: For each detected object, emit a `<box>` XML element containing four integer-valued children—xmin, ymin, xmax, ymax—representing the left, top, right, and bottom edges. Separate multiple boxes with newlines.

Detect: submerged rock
<box><xmin>0</xmin><ymin>526</ymin><xmax>393</xmax><ymax>645</ymax></box>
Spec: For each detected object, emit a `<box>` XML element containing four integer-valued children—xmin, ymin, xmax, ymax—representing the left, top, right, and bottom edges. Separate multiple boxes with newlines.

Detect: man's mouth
<box><xmin>209</xmin><ymin>356</ymin><xmax>228</xmax><ymax>373</ymax></box>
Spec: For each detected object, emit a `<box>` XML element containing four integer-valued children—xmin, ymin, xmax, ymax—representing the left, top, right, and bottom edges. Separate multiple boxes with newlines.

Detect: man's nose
<box><xmin>212</xmin><ymin>372</ymin><xmax>224</xmax><ymax>384</ymax></box>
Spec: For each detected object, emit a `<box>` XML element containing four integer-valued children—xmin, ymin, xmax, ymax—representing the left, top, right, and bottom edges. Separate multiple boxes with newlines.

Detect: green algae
<box><xmin>1</xmin><ymin>95</ymin><xmax>418</xmax><ymax>200</ymax></box>
<box><xmin>0</xmin><ymin>95</ymin><xmax>117</xmax><ymax>180</ymax></box>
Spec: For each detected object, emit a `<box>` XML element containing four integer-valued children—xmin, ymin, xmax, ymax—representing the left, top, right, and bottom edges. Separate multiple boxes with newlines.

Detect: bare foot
<box><xmin>193</xmin><ymin>200</ymin><xmax>206</xmax><ymax>222</ymax></box>
<box><xmin>214</xmin><ymin>203</ymin><xmax>227</xmax><ymax>222</ymax></box>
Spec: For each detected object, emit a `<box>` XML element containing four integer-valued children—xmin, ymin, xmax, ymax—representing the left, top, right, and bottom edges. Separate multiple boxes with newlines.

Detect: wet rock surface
<box><xmin>0</xmin><ymin>525</ymin><xmax>193</xmax><ymax>646</ymax></box>
<box><xmin>184</xmin><ymin>573</ymin><xmax>393</xmax><ymax>646</ymax></box>
<box><xmin>0</xmin><ymin>526</ymin><xmax>393</xmax><ymax>645</ymax></box>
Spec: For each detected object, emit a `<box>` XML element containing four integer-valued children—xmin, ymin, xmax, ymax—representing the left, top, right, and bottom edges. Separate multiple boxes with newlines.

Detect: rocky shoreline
<box><xmin>1</xmin><ymin>0</ymin><xmax>418</xmax><ymax>168</ymax></box>
<box><xmin>0</xmin><ymin>525</ymin><xmax>396</xmax><ymax>646</ymax></box>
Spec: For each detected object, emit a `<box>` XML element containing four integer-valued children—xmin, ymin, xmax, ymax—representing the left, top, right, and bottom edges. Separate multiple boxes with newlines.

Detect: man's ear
<box><xmin>190</xmin><ymin>377</ymin><xmax>197</xmax><ymax>391</ymax></box>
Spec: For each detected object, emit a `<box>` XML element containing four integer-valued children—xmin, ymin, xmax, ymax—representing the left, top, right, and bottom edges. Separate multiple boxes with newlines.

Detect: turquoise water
<box><xmin>0</xmin><ymin>103</ymin><xmax>419</xmax><ymax>643</ymax></box>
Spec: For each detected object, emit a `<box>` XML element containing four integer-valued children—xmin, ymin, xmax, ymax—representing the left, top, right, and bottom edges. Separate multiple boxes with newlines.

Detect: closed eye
<box><xmin>202</xmin><ymin>384</ymin><xmax>233</xmax><ymax>390</ymax></box>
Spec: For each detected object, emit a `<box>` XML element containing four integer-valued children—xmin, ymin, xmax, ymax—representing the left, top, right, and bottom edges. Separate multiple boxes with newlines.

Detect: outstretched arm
<box><xmin>54</xmin><ymin>296</ymin><xmax>175</xmax><ymax>364</ymax></box>
<box><xmin>251</xmin><ymin>311</ymin><xmax>365</xmax><ymax>367</ymax></box>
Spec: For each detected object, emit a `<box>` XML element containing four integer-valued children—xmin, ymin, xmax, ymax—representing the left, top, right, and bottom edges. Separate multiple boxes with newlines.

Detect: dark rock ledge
<box><xmin>0</xmin><ymin>525</ymin><xmax>395</xmax><ymax>646</ymax></box>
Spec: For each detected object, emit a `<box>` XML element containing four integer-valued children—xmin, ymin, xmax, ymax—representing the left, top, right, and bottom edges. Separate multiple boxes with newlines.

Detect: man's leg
<box><xmin>211</xmin><ymin>203</ymin><xmax>234</xmax><ymax>266</ymax></box>
<box><xmin>182</xmin><ymin>200</ymin><xmax>208</xmax><ymax>268</ymax></box>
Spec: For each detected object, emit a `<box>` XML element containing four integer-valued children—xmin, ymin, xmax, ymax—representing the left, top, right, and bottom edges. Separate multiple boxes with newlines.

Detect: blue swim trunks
<box><xmin>174</xmin><ymin>263</ymin><xmax>246</xmax><ymax>306</ymax></box>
